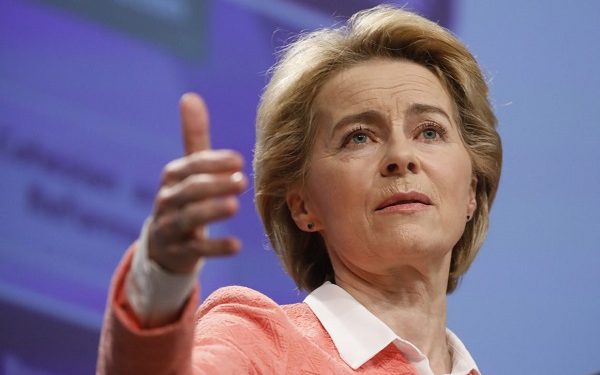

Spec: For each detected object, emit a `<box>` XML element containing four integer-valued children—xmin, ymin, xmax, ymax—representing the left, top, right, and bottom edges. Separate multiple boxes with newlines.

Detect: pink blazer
<box><xmin>97</xmin><ymin>244</ymin><xmax>423</xmax><ymax>374</ymax></box>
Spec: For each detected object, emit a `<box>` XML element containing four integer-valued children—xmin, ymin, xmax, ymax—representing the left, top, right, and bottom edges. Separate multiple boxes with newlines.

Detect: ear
<box><xmin>467</xmin><ymin>175</ymin><xmax>478</xmax><ymax>218</ymax></box>
<box><xmin>286</xmin><ymin>187</ymin><xmax>321</xmax><ymax>232</ymax></box>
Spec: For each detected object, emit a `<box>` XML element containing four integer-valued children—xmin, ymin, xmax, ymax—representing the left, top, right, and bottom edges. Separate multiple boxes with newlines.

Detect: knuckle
<box><xmin>151</xmin><ymin>215</ymin><xmax>169</xmax><ymax>234</ymax></box>
<box><xmin>154</xmin><ymin>188</ymin><xmax>176</xmax><ymax>213</ymax></box>
<box><xmin>155</xmin><ymin>187</ymin><xmax>171</xmax><ymax>205</ymax></box>
<box><xmin>162</xmin><ymin>160</ymin><xmax>183</xmax><ymax>182</ymax></box>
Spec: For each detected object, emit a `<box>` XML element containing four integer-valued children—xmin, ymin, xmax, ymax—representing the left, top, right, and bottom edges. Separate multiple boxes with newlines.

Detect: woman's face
<box><xmin>288</xmin><ymin>58</ymin><xmax>477</xmax><ymax>274</ymax></box>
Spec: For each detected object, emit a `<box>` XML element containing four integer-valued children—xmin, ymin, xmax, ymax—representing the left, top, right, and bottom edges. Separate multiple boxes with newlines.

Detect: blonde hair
<box><xmin>253</xmin><ymin>5</ymin><xmax>502</xmax><ymax>293</ymax></box>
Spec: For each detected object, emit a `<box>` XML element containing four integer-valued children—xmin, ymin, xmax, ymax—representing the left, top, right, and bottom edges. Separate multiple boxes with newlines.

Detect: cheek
<box><xmin>305</xmin><ymin>159</ymin><xmax>369</xmax><ymax>222</ymax></box>
<box><xmin>430</xmin><ymin>151</ymin><xmax>473</xmax><ymax>210</ymax></box>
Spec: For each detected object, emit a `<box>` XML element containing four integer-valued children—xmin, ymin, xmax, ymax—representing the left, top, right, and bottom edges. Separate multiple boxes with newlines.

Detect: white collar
<box><xmin>304</xmin><ymin>282</ymin><xmax>480</xmax><ymax>375</ymax></box>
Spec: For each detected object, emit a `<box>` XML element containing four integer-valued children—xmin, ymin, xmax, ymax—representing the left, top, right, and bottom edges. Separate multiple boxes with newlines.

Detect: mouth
<box><xmin>375</xmin><ymin>191</ymin><xmax>432</xmax><ymax>211</ymax></box>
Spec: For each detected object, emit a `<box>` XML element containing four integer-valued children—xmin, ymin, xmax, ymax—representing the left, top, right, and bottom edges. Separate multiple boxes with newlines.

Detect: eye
<box><xmin>351</xmin><ymin>132</ymin><xmax>369</xmax><ymax>144</ymax></box>
<box><xmin>341</xmin><ymin>126</ymin><xmax>374</xmax><ymax>148</ymax></box>
<box><xmin>417</xmin><ymin>122</ymin><xmax>447</xmax><ymax>142</ymax></box>
<box><xmin>422</xmin><ymin>128</ymin><xmax>439</xmax><ymax>140</ymax></box>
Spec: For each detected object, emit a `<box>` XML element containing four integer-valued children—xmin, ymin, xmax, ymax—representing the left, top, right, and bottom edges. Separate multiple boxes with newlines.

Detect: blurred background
<box><xmin>0</xmin><ymin>0</ymin><xmax>599</xmax><ymax>374</ymax></box>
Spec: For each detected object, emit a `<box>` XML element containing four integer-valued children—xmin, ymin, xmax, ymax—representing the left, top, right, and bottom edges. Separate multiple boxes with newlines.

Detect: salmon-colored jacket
<box><xmin>96</xmin><ymin>245</ymin><xmax>423</xmax><ymax>374</ymax></box>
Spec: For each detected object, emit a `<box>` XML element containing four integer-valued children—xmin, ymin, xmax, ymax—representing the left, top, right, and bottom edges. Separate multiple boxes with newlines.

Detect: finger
<box><xmin>153</xmin><ymin>196</ymin><xmax>239</xmax><ymax>242</ymax></box>
<box><xmin>180</xmin><ymin>92</ymin><xmax>211</xmax><ymax>155</ymax></box>
<box><xmin>155</xmin><ymin>172</ymin><xmax>247</xmax><ymax>215</ymax></box>
<box><xmin>155</xmin><ymin>237</ymin><xmax>241</xmax><ymax>273</ymax></box>
<box><xmin>187</xmin><ymin>237</ymin><xmax>241</xmax><ymax>257</ymax></box>
<box><xmin>161</xmin><ymin>150</ymin><xmax>244</xmax><ymax>186</ymax></box>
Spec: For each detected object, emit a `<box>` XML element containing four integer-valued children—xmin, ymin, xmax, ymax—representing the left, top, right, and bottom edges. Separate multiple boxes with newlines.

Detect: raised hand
<box><xmin>147</xmin><ymin>93</ymin><xmax>247</xmax><ymax>274</ymax></box>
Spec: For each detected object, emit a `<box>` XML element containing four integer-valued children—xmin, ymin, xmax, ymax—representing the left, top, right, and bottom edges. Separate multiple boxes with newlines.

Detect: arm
<box><xmin>97</xmin><ymin>93</ymin><xmax>248</xmax><ymax>374</ymax></box>
<box><xmin>97</xmin><ymin>248</ymin><xmax>278</xmax><ymax>375</ymax></box>
<box><xmin>96</xmin><ymin>242</ymin><xmax>199</xmax><ymax>375</ymax></box>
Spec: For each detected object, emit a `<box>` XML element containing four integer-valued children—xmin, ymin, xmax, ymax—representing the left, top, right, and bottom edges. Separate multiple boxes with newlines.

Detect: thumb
<box><xmin>180</xmin><ymin>92</ymin><xmax>211</xmax><ymax>155</ymax></box>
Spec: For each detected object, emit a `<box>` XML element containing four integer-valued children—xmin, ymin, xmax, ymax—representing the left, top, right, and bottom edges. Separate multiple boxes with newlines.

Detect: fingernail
<box><xmin>180</xmin><ymin>92</ymin><xmax>198</xmax><ymax>104</ymax></box>
<box><xmin>180</xmin><ymin>93</ymin><xmax>192</xmax><ymax>103</ymax></box>
<box><xmin>231</xmin><ymin>172</ymin><xmax>244</xmax><ymax>183</ymax></box>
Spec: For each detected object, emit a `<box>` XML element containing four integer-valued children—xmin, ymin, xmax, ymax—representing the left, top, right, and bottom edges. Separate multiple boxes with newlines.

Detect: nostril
<box><xmin>386</xmin><ymin>163</ymin><xmax>398</xmax><ymax>173</ymax></box>
<box><xmin>407</xmin><ymin>162</ymin><xmax>416</xmax><ymax>173</ymax></box>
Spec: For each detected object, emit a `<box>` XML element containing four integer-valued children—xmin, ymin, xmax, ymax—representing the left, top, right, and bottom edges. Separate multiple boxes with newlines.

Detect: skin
<box><xmin>147</xmin><ymin>93</ymin><xmax>248</xmax><ymax>274</ymax></box>
<box><xmin>287</xmin><ymin>58</ymin><xmax>477</xmax><ymax>374</ymax></box>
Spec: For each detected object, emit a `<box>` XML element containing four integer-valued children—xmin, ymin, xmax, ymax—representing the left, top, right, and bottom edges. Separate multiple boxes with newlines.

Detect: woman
<box><xmin>97</xmin><ymin>5</ymin><xmax>501</xmax><ymax>375</ymax></box>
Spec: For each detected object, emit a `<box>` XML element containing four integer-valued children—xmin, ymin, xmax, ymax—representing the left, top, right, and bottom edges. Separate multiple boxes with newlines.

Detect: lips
<box><xmin>376</xmin><ymin>191</ymin><xmax>432</xmax><ymax>211</ymax></box>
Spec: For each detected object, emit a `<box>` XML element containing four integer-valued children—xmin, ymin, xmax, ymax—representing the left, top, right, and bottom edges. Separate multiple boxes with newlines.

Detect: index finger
<box><xmin>180</xmin><ymin>92</ymin><xmax>211</xmax><ymax>155</ymax></box>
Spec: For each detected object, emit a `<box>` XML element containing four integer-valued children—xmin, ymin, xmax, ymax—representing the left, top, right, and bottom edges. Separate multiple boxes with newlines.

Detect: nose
<box><xmin>379</xmin><ymin>136</ymin><xmax>420</xmax><ymax>177</ymax></box>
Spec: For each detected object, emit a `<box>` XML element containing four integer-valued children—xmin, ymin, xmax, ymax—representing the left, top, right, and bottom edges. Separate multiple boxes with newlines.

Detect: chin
<box><xmin>379</xmin><ymin>227</ymin><xmax>450</xmax><ymax>257</ymax></box>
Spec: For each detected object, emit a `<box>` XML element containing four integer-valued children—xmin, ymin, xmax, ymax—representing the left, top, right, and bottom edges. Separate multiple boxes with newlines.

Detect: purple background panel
<box><xmin>1</xmin><ymin>0</ymin><xmax>599</xmax><ymax>374</ymax></box>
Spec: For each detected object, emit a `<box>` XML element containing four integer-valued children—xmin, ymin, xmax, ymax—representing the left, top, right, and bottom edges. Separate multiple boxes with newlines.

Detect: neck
<box><xmin>333</xmin><ymin>253</ymin><xmax>453</xmax><ymax>374</ymax></box>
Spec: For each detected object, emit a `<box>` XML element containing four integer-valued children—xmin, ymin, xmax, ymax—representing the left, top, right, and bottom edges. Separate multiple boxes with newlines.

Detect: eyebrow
<box><xmin>329</xmin><ymin>103</ymin><xmax>453</xmax><ymax>138</ymax></box>
<box><xmin>329</xmin><ymin>110</ymin><xmax>385</xmax><ymax>138</ymax></box>
<box><xmin>407</xmin><ymin>103</ymin><xmax>453</xmax><ymax>124</ymax></box>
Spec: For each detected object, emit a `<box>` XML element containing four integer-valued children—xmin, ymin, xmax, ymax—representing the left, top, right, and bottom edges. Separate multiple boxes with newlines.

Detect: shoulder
<box><xmin>191</xmin><ymin>287</ymin><xmax>335</xmax><ymax>372</ymax></box>
<box><xmin>197</xmin><ymin>285</ymin><xmax>315</xmax><ymax>321</ymax></box>
<box><xmin>194</xmin><ymin>286</ymin><xmax>303</xmax><ymax>334</ymax></box>
<box><xmin>194</xmin><ymin>286</ymin><xmax>319</xmax><ymax>339</ymax></box>
<box><xmin>197</xmin><ymin>285</ymin><xmax>280</xmax><ymax>315</ymax></box>
<box><xmin>192</xmin><ymin>287</ymin><xmax>305</xmax><ymax>369</ymax></box>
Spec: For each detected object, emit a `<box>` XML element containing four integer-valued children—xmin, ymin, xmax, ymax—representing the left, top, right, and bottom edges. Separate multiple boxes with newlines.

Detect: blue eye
<box><xmin>422</xmin><ymin>129</ymin><xmax>438</xmax><ymax>140</ymax></box>
<box><xmin>351</xmin><ymin>132</ymin><xmax>369</xmax><ymax>144</ymax></box>
<box><xmin>418</xmin><ymin>122</ymin><xmax>447</xmax><ymax>141</ymax></box>
<box><xmin>341</xmin><ymin>127</ymin><xmax>375</xmax><ymax>148</ymax></box>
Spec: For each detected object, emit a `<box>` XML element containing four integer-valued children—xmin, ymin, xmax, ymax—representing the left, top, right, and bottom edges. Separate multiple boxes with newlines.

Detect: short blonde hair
<box><xmin>253</xmin><ymin>5</ymin><xmax>502</xmax><ymax>293</ymax></box>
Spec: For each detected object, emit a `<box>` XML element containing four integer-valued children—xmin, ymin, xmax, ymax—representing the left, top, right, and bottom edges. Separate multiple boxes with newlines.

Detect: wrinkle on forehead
<box><xmin>342</xmin><ymin>73</ymin><xmax>445</xmax><ymax>101</ymax></box>
<box><xmin>314</xmin><ymin>59</ymin><xmax>455</xmax><ymax>121</ymax></box>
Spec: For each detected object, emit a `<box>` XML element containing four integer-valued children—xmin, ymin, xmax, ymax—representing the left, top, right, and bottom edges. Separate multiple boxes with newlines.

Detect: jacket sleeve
<box><xmin>96</xmin><ymin>243</ymin><xmax>199</xmax><ymax>375</ymax></box>
<box><xmin>96</xmin><ymin>245</ymin><xmax>287</xmax><ymax>375</ymax></box>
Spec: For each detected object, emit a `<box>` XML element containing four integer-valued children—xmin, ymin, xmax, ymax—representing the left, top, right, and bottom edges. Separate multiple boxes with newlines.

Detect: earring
<box><xmin>466</xmin><ymin>215</ymin><xmax>471</xmax><ymax>221</ymax></box>
<box><xmin>307</xmin><ymin>222</ymin><xmax>314</xmax><ymax>230</ymax></box>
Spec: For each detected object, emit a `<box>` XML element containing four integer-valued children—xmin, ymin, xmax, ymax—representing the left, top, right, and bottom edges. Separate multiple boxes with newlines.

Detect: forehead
<box><xmin>313</xmin><ymin>58</ymin><xmax>455</xmax><ymax>119</ymax></box>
